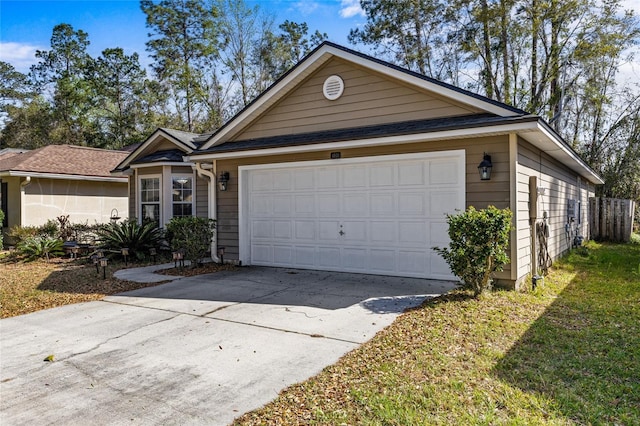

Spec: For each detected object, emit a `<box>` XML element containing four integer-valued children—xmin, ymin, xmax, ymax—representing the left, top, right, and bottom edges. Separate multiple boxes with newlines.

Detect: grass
<box><xmin>234</xmin><ymin>241</ymin><xmax>640</xmax><ymax>425</ymax></box>
<box><xmin>0</xmin><ymin>254</ymin><xmax>164</xmax><ymax>318</ymax></box>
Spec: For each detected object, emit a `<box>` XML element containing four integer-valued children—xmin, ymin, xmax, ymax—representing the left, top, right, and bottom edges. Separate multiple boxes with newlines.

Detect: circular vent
<box><xmin>323</xmin><ymin>75</ymin><xmax>344</xmax><ymax>100</ymax></box>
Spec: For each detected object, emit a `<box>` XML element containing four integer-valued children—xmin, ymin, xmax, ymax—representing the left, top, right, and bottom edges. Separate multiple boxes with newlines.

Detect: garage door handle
<box><xmin>339</xmin><ymin>230</ymin><xmax>345</xmax><ymax>236</ymax></box>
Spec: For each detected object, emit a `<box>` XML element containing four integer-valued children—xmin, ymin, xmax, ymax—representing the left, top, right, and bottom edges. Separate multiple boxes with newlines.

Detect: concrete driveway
<box><xmin>0</xmin><ymin>267</ymin><xmax>456</xmax><ymax>425</ymax></box>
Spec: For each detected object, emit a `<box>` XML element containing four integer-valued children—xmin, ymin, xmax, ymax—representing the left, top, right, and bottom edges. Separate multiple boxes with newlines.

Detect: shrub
<box><xmin>166</xmin><ymin>217</ymin><xmax>216</xmax><ymax>268</ymax></box>
<box><xmin>8</xmin><ymin>225</ymin><xmax>40</xmax><ymax>245</ymax></box>
<box><xmin>17</xmin><ymin>236</ymin><xmax>65</xmax><ymax>261</ymax></box>
<box><xmin>434</xmin><ymin>206</ymin><xmax>512</xmax><ymax>297</ymax></box>
<box><xmin>40</xmin><ymin>219</ymin><xmax>59</xmax><ymax>238</ymax></box>
<box><xmin>96</xmin><ymin>218</ymin><xmax>163</xmax><ymax>260</ymax></box>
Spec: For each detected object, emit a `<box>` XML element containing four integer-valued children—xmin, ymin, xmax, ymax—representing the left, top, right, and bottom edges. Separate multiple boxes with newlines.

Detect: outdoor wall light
<box><xmin>218</xmin><ymin>171</ymin><xmax>230</xmax><ymax>191</ymax></box>
<box><xmin>478</xmin><ymin>153</ymin><xmax>493</xmax><ymax>181</ymax></box>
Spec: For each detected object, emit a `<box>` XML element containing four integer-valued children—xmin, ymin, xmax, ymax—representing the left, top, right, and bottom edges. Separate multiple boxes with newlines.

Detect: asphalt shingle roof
<box><xmin>0</xmin><ymin>145</ymin><xmax>129</xmax><ymax>178</ymax></box>
<box><xmin>196</xmin><ymin>113</ymin><xmax>537</xmax><ymax>154</ymax></box>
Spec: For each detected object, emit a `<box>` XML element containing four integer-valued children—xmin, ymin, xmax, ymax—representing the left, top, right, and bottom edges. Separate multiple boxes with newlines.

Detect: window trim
<box><xmin>171</xmin><ymin>173</ymin><xmax>195</xmax><ymax>219</ymax></box>
<box><xmin>138</xmin><ymin>174</ymin><xmax>162</xmax><ymax>226</ymax></box>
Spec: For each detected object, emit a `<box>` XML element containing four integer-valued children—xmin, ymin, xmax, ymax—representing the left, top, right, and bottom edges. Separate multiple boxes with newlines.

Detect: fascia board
<box><xmin>130</xmin><ymin>161</ymin><xmax>194</xmax><ymax>169</ymax></box>
<box><xmin>114</xmin><ymin>129</ymin><xmax>195</xmax><ymax>171</ymax></box>
<box><xmin>4</xmin><ymin>171</ymin><xmax>128</xmax><ymax>183</ymax></box>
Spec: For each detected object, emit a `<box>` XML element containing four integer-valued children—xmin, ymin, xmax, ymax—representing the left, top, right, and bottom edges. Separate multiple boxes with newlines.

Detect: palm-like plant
<box><xmin>96</xmin><ymin>219</ymin><xmax>163</xmax><ymax>260</ymax></box>
<box><xmin>17</xmin><ymin>236</ymin><xmax>65</xmax><ymax>261</ymax></box>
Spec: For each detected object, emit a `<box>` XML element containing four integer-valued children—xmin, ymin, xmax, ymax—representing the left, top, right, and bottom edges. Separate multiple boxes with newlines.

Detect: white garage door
<box><xmin>239</xmin><ymin>151</ymin><xmax>465</xmax><ymax>279</ymax></box>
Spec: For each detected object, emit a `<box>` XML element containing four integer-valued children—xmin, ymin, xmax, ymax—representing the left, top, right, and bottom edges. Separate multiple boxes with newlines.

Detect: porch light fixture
<box><xmin>478</xmin><ymin>153</ymin><xmax>493</xmax><ymax>181</ymax></box>
<box><xmin>218</xmin><ymin>171</ymin><xmax>230</xmax><ymax>191</ymax></box>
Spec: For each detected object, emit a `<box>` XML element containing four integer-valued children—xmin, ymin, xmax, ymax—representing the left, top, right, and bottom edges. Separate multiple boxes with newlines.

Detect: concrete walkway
<box><xmin>1</xmin><ymin>266</ymin><xmax>456</xmax><ymax>425</ymax></box>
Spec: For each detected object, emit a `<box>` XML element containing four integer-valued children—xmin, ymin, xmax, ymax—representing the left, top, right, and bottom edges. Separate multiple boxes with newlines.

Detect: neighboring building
<box><xmin>113</xmin><ymin>42</ymin><xmax>603</xmax><ymax>289</ymax></box>
<box><xmin>0</xmin><ymin>145</ymin><xmax>129</xmax><ymax>238</ymax></box>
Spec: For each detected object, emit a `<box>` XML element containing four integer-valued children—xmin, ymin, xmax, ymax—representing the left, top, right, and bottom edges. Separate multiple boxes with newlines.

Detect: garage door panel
<box><xmin>429</xmin><ymin>192</ymin><xmax>459</xmax><ymax>216</ymax></box>
<box><xmin>294</xmin><ymin>170</ymin><xmax>314</xmax><ymax>189</ymax></box>
<box><xmin>319</xmin><ymin>247</ymin><xmax>341</xmax><ymax>267</ymax></box>
<box><xmin>294</xmin><ymin>246</ymin><xmax>316</xmax><ymax>266</ymax></box>
<box><xmin>398</xmin><ymin>193</ymin><xmax>425</xmax><ymax>215</ymax></box>
<box><xmin>399</xmin><ymin>221</ymin><xmax>426</xmax><ymax>244</ymax></box>
<box><xmin>252</xmin><ymin>220</ymin><xmax>273</xmax><ymax>238</ymax></box>
<box><xmin>430</xmin><ymin>160</ymin><xmax>459</xmax><ymax>184</ymax></box>
<box><xmin>371</xmin><ymin>193</ymin><xmax>395</xmax><ymax>215</ymax></box>
<box><xmin>251</xmin><ymin>196</ymin><xmax>272</xmax><ymax>215</ymax></box>
<box><xmin>272</xmin><ymin>170</ymin><xmax>292</xmax><ymax>190</ymax></box>
<box><xmin>317</xmin><ymin>168</ymin><xmax>339</xmax><ymax>189</ymax></box>
<box><xmin>371</xmin><ymin>164</ymin><xmax>394</xmax><ymax>187</ymax></box>
<box><xmin>343</xmin><ymin>193</ymin><xmax>368</xmax><ymax>215</ymax></box>
<box><xmin>370</xmin><ymin>249</ymin><xmax>396</xmax><ymax>272</ymax></box>
<box><xmin>318</xmin><ymin>194</ymin><xmax>340</xmax><ymax>215</ymax></box>
<box><xmin>244</xmin><ymin>152</ymin><xmax>463</xmax><ymax>280</ymax></box>
<box><xmin>342</xmin><ymin>221</ymin><xmax>367</xmax><ymax>242</ymax></box>
<box><xmin>294</xmin><ymin>195</ymin><xmax>315</xmax><ymax>214</ymax></box>
<box><xmin>294</xmin><ymin>221</ymin><xmax>315</xmax><ymax>240</ymax></box>
<box><xmin>252</xmin><ymin>244</ymin><xmax>272</xmax><ymax>263</ymax></box>
<box><xmin>273</xmin><ymin>195</ymin><xmax>292</xmax><ymax>214</ymax></box>
<box><xmin>273</xmin><ymin>246</ymin><xmax>293</xmax><ymax>264</ymax></box>
<box><xmin>343</xmin><ymin>248</ymin><xmax>367</xmax><ymax>269</ymax></box>
<box><xmin>398</xmin><ymin>251</ymin><xmax>427</xmax><ymax>274</ymax></box>
<box><xmin>370</xmin><ymin>221</ymin><xmax>396</xmax><ymax>243</ymax></box>
<box><xmin>343</xmin><ymin>167</ymin><xmax>367</xmax><ymax>187</ymax></box>
<box><xmin>319</xmin><ymin>221</ymin><xmax>340</xmax><ymax>241</ymax></box>
<box><xmin>273</xmin><ymin>221</ymin><xmax>292</xmax><ymax>239</ymax></box>
<box><xmin>398</xmin><ymin>162</ymin><xmax>425</xmax><ymax>186</ymax></box>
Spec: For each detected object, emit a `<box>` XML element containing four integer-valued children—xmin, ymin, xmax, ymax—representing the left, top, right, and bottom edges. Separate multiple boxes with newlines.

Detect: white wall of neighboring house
<box><xmin>22</xmin><ymin>177</ymin><xmax>128</xmax><ymax>226</ymax></box>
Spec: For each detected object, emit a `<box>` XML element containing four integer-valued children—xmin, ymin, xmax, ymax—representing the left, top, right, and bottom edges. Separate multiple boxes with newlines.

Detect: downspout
<box><xmin>194</xmin><ymin>161</ymin><xmax>220</xmax><ymax>262</ymax></box>
<box><xmin>20</xmin><ymin>176</ymin><xmax>31</xmax><ymax>225</ymax></box>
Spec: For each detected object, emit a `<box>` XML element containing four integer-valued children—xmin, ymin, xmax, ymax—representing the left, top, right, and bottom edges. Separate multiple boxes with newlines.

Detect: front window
<box><xmin>172</xmin><ymin>176</ymin><xmax>193</xmax><ymax>217</ymax></box>
<box><xmin>140</xmin><ymin>177</ymin><xmax>160</xmax><ymax>225</ymax></box>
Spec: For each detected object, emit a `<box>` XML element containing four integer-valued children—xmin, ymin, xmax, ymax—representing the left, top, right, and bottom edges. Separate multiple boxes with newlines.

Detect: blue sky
<box><xmin>0</xmin><ymin>0</ymin><xmax>367</xmax><ymax>73</ymax></box>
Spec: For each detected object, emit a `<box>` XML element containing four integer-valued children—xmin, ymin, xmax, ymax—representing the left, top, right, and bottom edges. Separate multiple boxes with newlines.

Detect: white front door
<box><xmin>239</xmin><ymin>151</ymin><xmax>465</xmax><ymax>279</ymax></box>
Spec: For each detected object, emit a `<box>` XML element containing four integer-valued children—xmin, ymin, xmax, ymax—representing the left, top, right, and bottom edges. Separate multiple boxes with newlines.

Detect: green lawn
<box><xmin>234</xmin><ymin>241</ymin><xmax>640</xmax><ymax>425</ymax></box>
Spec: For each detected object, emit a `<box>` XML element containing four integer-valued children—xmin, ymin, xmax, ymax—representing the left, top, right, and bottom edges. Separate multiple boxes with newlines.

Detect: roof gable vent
<box><xmin>323</xmin><ymin>75</ymin><xmax>344</xmax><ymax>100</ymax></box>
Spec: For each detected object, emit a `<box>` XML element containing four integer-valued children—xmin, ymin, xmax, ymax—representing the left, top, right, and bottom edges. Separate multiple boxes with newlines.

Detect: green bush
<box><xmin>434</xmin><ymin>206</ymin><xmax>512</xmax><ymax>297</ymax></box>
<box><xmin>17</xmin><ymin>236</ymin><xmax>65</xmax><ymax>261</ymax></box>
<box><xmin>40</xmin><ymin>219</ymin><xmax>59</xmax><ymax>238</ymax></box>
<box><xmin>166</xmin><ymin>216</ymin><xmax>216</xmax><ymax>268</ymax></box>
<box><xmin>96</xmin><ymin>218</ymin><xmax>163</xmax><ymax>260</ymax></box>
<box><xmin>8</xmin><ymin>225</ymin><xmax>40</xmax><ymax>245</ymax></box>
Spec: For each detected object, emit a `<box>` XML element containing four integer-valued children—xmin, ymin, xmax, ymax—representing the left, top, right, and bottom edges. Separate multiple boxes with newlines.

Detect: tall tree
<box><xmin>141</xmin><ymin>0</ymin><xmax>220</xmax><ymax>132</ymax></box>
<box><xmin>29</xmin><ymin>23</ymin><xmax>94</xmax><ymax>145</ymax></box>
<box><xmin>87</xmin><ymin>48</ymin><xmax>153</xmax><ymax>148</ymax></box>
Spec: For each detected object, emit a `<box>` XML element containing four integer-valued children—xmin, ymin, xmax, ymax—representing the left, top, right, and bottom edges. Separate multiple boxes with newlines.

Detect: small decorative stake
<box><xmin>121</xmin><ymin>247</ymin><xmax>129</xmax><ymax>267</ymax></box>
<box><xmin>149</xmin><ymin>247</ymin><xmax>157</xmax><ymax>263</ymax></box>
<box><xmin>217</xmin><ymin>246</ymin><xmax>225</xmax><ymax>265</ymax></box>
<box><xmin>99</xmin><ymin>257</ymin><xmax>108</xmax><ymax>279</ymax></box>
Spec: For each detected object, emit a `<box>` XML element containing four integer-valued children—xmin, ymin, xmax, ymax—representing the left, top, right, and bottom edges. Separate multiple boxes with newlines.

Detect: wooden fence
<box><xmin>589</xmin><ymin>197</ymin><xmax>636</xmax><ymax>242</ymax></box>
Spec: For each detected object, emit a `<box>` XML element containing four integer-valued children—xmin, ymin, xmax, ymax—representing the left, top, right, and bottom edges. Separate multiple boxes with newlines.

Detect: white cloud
<box><xmin>0</xmin><ymin>42</ymin><xmax>42</xmax><ymax>73</ymax></box>
<box><xmin>291</xmin><ymin>1</ymin><xmax>320</xmax><ymax>16</ymax></box>
<box><xmin>339</xmin><ymin>0</ymin><xmax>365</xmax><ymax>18</ymax></box>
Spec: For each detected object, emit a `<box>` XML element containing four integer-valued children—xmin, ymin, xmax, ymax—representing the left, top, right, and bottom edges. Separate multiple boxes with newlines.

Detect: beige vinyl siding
<box><xmin>195</xmin><ymin>174</ymin><xmax>208</xmax><ymax>218</ymax></box>
<box><xmin>234</xmin><ymin>58</ymin><xmax>481</xmax><ymax>141</ymax></box>
<box><xmin>515</xmin><ymin>139</ymin><xmax>595</xmax><ymax>281</ymax></box>
<box><xmin>215</xmin><ymin>135</ymin><xmax>512</xmax><ymax>279</ymax></box>
<box><xmin>129</xmin><ymin>177</ymin><xmax>136</xmax><ymax>219</ymax></box>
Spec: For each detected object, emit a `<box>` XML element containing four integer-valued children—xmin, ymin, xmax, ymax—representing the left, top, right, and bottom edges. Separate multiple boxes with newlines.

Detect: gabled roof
<box><xmin>199</xmin><ymin>42</ymin><xmax>526</xmax><ymax>150</ymax></box>
<box><xmin>0</xmin><ymin>145</ymin><xmax>128</xmax><ymax>181</ymax></box>
<box><xmin>113</xmin><ymin>127</ymin><xmax>201</xmax><ymax>172</ymax></box>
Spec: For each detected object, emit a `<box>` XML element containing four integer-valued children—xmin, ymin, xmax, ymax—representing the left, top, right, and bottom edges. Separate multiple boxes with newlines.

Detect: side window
<box><xmin>140</xmin><ymin>177</ymin><xmax>160</xmax><ymax>226</ymax></box>
<box><xmin>172</xmin><ymin>176</ymin><xmax>193</xmax><ymax>217</ymax></box>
